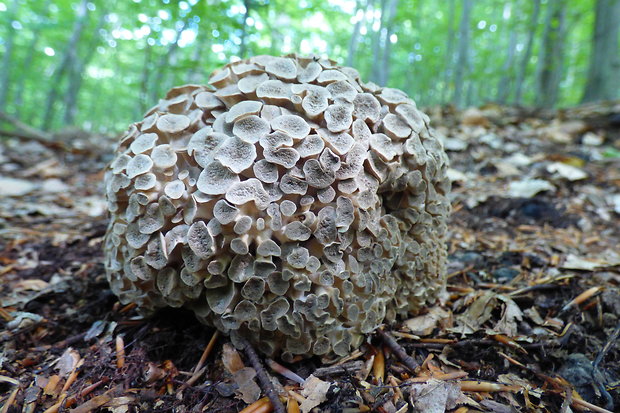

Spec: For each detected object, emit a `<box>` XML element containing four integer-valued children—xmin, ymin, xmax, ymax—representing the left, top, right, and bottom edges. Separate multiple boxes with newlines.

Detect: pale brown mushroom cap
<box><xmin>103</xmin><ymin>54</ymin><xmax>450</xmax><ymax>361</ymax></box>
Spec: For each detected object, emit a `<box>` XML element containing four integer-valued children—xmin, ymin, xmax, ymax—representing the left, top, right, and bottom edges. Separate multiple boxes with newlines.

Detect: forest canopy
<box><xmin>0</xmin><ymin>0</ymin><xmax>618</xmax><ymax>133</ymax></box>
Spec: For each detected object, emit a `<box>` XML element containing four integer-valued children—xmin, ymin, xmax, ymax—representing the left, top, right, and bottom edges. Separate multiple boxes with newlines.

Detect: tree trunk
<box><xmin>441</xmin><ymin>0</ymin><xmax>456</xmax><ymax>103</ymax></box>
<box><xmin>63</xmin><ymin>7</ymin><xmax>107</xmax><ymax>125</ymax></box>
<box><xmin>496</xmin><ymin>29</ymin><xmax>517</xmax><ymax>103</ymax></box>
<box><xmin>238</xmin><ymin>0</ymin><xmax>252</xmax><ymax>58</ymax></box>
<box><xmin>41</xmin><ymin>0</ymin><xmax>89</xmax><ymax>130</ymax></box>
<box><xmin>379</xmin><ymin>0</ymin><xmax>399</xmax><ymax>86</ymax></box>
<box><xmin>139</xmin><ymin>42</ymin><xmax>152</xmax><ymax>114</ymax></box>
<box><xmin>453</xmin><ymin>0</ymin><xmax>473</xmax><ymax>107</ymax></box>
<box><xmin>14</xmin><ymin>0</ymin><xmax>52</xmax><ymax>119</ymax></box>
<box><xmin>514</xmin><ymin>0</ymin><xmax>541</xmax><ymax>105</ymax></box>
<box><xmin>0</xmin><ymin>0</ymin><xmax>19</xmax><ymax>112</ymax></box>
<box><xmin>346</xmin><ymin>0</ymin><xmax>365</xmax><ymax>67</ymax></box>
<box><xmin>536</xmin><ymin>0</ymin><xmax>567</xmax><ymax>108</ymax></box>
<box><xmin>188</xmin><ymin>36</ymin><xmax>208</xmax><ymax>84</ymax></box>
<box><xmin>582</xmin><ymin>0</ymin><xmax>620</xmax><ymax>102</ymax></box>
<box><xmin>148</xmin><ymin>19</ymin><xmax>189</xmax><ymax>104</ymax></box>
<box><xmin>370</xmin><ymin>0</ymin><xmax>386</xmax><ymax>84</ymax></box>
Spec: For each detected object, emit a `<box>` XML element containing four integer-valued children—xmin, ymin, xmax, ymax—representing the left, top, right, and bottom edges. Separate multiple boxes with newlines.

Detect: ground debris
<box><xmin>1</xmin><ymin>102</ymin><xmax>619</xmax><ymax>412</ymax></box>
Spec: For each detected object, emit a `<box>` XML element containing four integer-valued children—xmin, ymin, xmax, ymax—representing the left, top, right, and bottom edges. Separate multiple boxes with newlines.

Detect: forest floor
<box><xmin>1</xmin><ymin>102</ymin><xmax>619</xmax><ymax>413</ymax></box>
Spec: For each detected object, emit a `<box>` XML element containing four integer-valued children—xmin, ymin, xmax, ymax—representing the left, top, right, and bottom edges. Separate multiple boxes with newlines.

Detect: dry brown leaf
<box><xmin>300</xmin><ymin>375</ymin><xmax>330</xmax><ymax>413</ymax></box>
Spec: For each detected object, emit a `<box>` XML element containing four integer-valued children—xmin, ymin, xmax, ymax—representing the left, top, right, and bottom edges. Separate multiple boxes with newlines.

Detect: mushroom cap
<box><xmin>103</xmin><ymin>55</ymin><xmax>451</xmax><ymax>361</ymax></box>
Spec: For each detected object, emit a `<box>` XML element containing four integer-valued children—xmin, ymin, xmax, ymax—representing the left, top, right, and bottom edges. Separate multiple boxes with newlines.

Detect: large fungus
<box><xmin>103</xmin><ymin>54</ymin><xmax>451</xmax><ymax>361</ymax></box>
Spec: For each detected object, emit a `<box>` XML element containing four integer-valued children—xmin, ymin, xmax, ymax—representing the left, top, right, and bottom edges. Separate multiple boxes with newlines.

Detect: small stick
<box><xmin>193</xmin><ymin>330</ymin><xmax>220</xmax><ymax>374</ymax></box>
<box><xmin>372</xmin><ymin>347</ymin><xmax>385</xmax><ymax>383</ymax></box>
<box><xmin>239</xmin><ymin>337</ymin><xmax>286</xmax><ymax>413</ymax></box>
<box><xmin>115</xmin><ymin>335</ymin><xmax>125</xmax><ymax>369</ymax></box>
<box><xmin>377</xmin><ymin>328</ymin><xmax>419</xmax><ymax>372</ymax></box>
<box><xmin>239</xmin><ymin>397</ymin><xmax>272</xmax><ymax>413</ymax></box>
<box><xmin>287</xmin><ymin>389</ymin><xmax>306</xmax><ymax>404</ymax></box>
<box><xmin>60</xmin><ymin>359</ymin><xmax>84</xmax><ymax>393</ymax></box>
<box><xmin>0</xmin><ymin>387</ymin><xmax>19</xmax><ymax>413</ymax></box>
<box><xmin>266</xmin><ymin>359</ymin><xmax>305</xmax><ymax>384</ymax></box>
<box><xmin>560</xmin><ymin>286</ymin><xmax>603</xmax><ymax>314</ymax></box>
<box><xmin>313</xmin><ymin>360</ymin><xmax>364</xmax><ymax>378</ymax></box>
<box><xmin>593</xmin><ymin>320</ymin><xmax>620</xmax><ymax>369</ymax></box>
<box><xmin>287</xmin><ymin>397</ymin><xmax>300</xmax><ymax>413</ymax></box>
<box><xmin>459</xmin><ymin>380</ymin><xmax>520</xmax><ymax>392</ymax></box>
<box><xmin>572</xmin><ymin>397</ymin><xmax>613</xmax><ymax>413</ymax></box>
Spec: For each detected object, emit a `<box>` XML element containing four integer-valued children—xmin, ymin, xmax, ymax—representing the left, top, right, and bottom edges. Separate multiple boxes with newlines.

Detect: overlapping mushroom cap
<box><xmin>103</xmin><ymin>55</ymin><xmax>451</xmax><ymax>360</ymax></box>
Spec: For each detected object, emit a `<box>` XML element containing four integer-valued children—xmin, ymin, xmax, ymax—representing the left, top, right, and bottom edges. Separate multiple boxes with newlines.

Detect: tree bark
<box><xmin>41</xmin><ymin>0</ymin><xmax>89</xmax><ymax>130</ymax></box>
<box><xmin>379</xmin><ymin>0</ymin><xmax>399</xmax><ymax>86</ymax></box>
<box><xmin>139</xmin><ymin>42</ymin><xmax>152</xmax><ymax>114</ymax></box>
<box><xmin>370</xmin><ymin>0</ymin><xmax>386</xmax><ymax>84</ymax></box>
<box><xmin>63</xmin><ymin>6</ymin><xmax>107</xmax><ymax>125</ymax></box>
<box><xmin>238</xmin><ymin>0</ymin><xmax>252</xmax><ymax>58</ymax></box>
<box><xmin>346</xmin><ymin>0</ymin><xmax>365</xmax><ymax>68</ymax></box>
<box><xmin>441</xmin><ymin>0</ymin><xmax>456</xmax><ymax>103</ymax></box>
<box><xmin>536</xmin><ymin>0</ymin><xmax>567</xmax><ymax>108</ymax></box>
<box><xmin>453</xmin><ymin>0</ymin><xmax>473</xmax><ymax>107</ymax></box>
<box><xmin>496</xmin><ymin>29</ymin><xmax>517</xmax><ymax>103</ymax></box>
<box><xmin>514</xmin><ymin>0</ymin><xmax>541</xmax><ymax>105</ymax></box>
<box><xmin>0</xmin><ymin>0</ymin><xmax>19</xmax><ymax>112</ymax></box>
<box><xmin>14</xmin><ymin>0</ymin><xmax>52</xmax><ymax>119</ymax></box>
<box><xmin>148</xmin><ymin>19</ymin><xmax>189</xmax><ymax>104</ymax></box>
<box><xmin>582</xmin><ymin>0</ymin><xmax>620</xmax><ymax>102</ymax></box>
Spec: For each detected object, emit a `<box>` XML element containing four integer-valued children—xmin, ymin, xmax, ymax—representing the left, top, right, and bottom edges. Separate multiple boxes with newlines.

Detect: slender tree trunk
<box><xmin>453</xmin><ymin>0</ymin><xmax>472</xmax><ymax>107</ymax></box>
<box><xmin>514</xmin><ymin>0</ymin><xmax>541</xmax><ymax>105</ymax></box>
<box><xmin>582</xmin><ymin>0</ymin><xmax>620</xmax><ymax>102</ymax></box>
<box><xmin>441</xmin><ymin>0</ymin><xmax>456</xmax><ymax>103</ymax></box>
<box><xmin>14</xmin><ymin>0</ymin><xmax>52</xmax><ymax>119</ymax></box>
<box><xmin>0</xmin><ymin>0</ymin><xmax>19</xmax><ymax>112</ymax></box>
<box><xmin>238</xmin><ymin>0</ymin><xmax>252</xmax><ymax>58</ymax></box>
<box><xmin>346</xmin><ymin>0</ymin><xmax>365</xmax><ymax>67</ymax></box>
<box><xmin>41</xmin><ymin>0</ymin><xmax>89</xmax><ymax>130</ymax></box>
<box><xmin>370</xmin><ymin>0</ymin><xmax>386</xmax><ymax>84</ymax></box>
<box><xmin>189</xmin><ymin>37</ymin><xmax>208</xmax><ymax>84</ymax></box>
<box><xmin>536</xmin><ymin>0</ymin><xmax>567</xmax><ymax>107</ymax></box>
<box><xmin>139</xmin><ymin>42</ymin><xmax>152</xmax><ymax>114</ymax></box>
<box><xmin>64</xmin><ymin>7</ymin><xmax>107</xmax><ymax>125</ymax></box>
<box><xmin>496</xmin><ymin>30</ymin><xmax>517</xmax><ymax>103</ymax></box>
<box><xmin>148</xmin><ymin>19</ymin><xmax>189</xmax><ymax>104</ymax></box>
<box><xmin>379</xmin><ymin>0</ymin><xmax>399</xmax><ymax>86</ymax></box>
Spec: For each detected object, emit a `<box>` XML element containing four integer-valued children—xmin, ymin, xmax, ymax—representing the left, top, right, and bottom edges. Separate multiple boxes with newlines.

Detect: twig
<box><xmin>239</xmin><ymin>397</ymin><xmax>272</xmax><ymax>413</ymax></box>
<box><xmin>572</xmin><ymin>397</ymin><xmax>614</xmax><ymax>413</ymax></box>
<box><xmin>372</xmin><ymin>346</ymin><xmax>385</xmax><ymax>383</ymax></box>
<box><xmin>593</xmin><ymin>320</ymin><xmax>620</xmax><ymax>369</ymax></box>
<box><xmin>0</xmin><ymin>387</ymin><xmax>19</xmax><ymax>413</ymax></box>
<box><xmin>560</xmin><ymin>286</ymin><xmax>603</xmax><ymax>314</ymax></box>
<box><xmin>193</xmin><ymin>330</ymin><xmax>220</xmax><ymax>374</ymax></box>
<box><xmin>266</xmin><ymin>359</ymin><xmax>305</xmax><ymax>384</ymax></box>
<box><xmin>377</xmin><ymin>329</ymin><xmax>419</xmax><ymax>372</ymax></box>
<box><xmin>312</xmin><ymin>360</ymin><xmax>364</xmax><ymax>378</ymax></box>
<box><xmin>239</xmin><ymin>337</ymin><xmax>285</xmax><ymax>413</ymax></box>
<box><xmin>115</xmin><ymin>335</ymin><xmax>125</xmax><ymax>369</ymax></box>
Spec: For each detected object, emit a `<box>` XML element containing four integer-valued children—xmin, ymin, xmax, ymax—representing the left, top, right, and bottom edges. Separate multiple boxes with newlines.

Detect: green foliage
<box><xmin>0</xmin><ymin>0</ymin><xmax>613</xmax><ymax>132</ymax></box>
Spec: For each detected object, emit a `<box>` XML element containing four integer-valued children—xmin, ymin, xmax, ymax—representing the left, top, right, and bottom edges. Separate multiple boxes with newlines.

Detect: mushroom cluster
<box><xmin>103</xmin><ymin>55</ymin><xmax>450</xmax><ymax>360</ymax></box>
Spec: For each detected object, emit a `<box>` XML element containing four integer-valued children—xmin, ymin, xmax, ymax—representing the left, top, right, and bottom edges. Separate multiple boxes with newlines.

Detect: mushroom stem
<box><xmin>239</xmin><ymin>337</ymin><xmax>286</xmax><ymax>413</ymax></box>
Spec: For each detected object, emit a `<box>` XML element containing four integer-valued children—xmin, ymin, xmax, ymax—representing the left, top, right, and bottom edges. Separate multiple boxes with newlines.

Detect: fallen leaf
<box><xmin>562</xmin><ymin>250</ymin><xmax>620</xmax><ymax>271</ymax></box>
<box><xmin>405</xmin><ymin>307</ymin><xmax>451</xmax><ymax>336</ymax></box>
<box><xmin>409</xmin><ymin>379</ymin><xmax>461</xmax><ymax>413</ymax></box>
<box><xmin>546</xmin><ymin>162</ymin><xmax>587</xmax><ymax>181</ymax></box>
<box><xmin>0</xmin><ymin>176</ymin><xmax>36</xmax><ymax>196</ymax></box>
<box><xmin>300</xmin><ymin>375</ymin><xmax>330</xmax><ymax>413</ymax></box>
<box><xmin>507</xmin><ymin>179</ymin><xmax>555</xmax><ymax>198</ymax></box>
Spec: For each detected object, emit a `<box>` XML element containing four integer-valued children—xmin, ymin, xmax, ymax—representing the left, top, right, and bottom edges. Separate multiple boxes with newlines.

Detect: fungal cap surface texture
<box><xmin>103</xmin><ymin>54</ymin><xmax>451</xmax><ymax>361</ymax></box>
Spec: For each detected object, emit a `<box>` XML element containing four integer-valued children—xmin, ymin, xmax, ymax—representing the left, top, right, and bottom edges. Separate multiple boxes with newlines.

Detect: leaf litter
<box><xmin>1</xmin><ymin>102</ymin><xmax>619</xmax><ymax>412</ymax></box>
